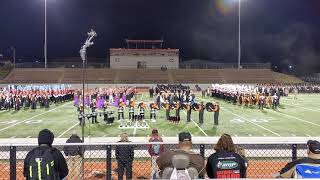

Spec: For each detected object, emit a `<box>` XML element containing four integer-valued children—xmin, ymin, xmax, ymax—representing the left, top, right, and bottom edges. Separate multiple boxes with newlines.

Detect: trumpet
<box><xmin>181</xmin><ymin>103</ymin><xmax>191</xmax><ymax>111</ymax></box>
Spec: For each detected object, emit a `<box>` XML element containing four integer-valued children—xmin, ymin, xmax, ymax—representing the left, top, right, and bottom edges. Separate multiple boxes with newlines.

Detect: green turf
<box><xmin>0</xmin><ymin>93</ymin><xmax>319</xmax><ymax>138</ymax></box>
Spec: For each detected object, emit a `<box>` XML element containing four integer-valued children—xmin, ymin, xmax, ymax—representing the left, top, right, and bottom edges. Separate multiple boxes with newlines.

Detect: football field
<box><xmin>0</xmin><ymin>93</ymin><xmax>320</xmax><ymax>139</ymax></box>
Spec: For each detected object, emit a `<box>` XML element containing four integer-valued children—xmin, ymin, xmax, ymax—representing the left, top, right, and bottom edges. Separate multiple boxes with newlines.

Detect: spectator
<box><xmin>280</xmin><ymin>140</ymin><xmax>320</xmax><ymax>178</ymax></box>
<box><xmin>63</xmin><ymin>132</ymin><xmax>84</xmax><ymax>179</ymax></box>
<box><xmin>23</xmin><ymin>129</ymin><xmax>69</xmax><ymax>179</ymax></box>
<box><xmin>156</xmin><ymin>132</ymin><xmax>206</xmax><ymax>178</ymax></box>
<box><xmin>206</xmin><ymin>134</ymin><xmax>247</xmax><ymax>178</ymax></box>
<box><xmin>147</xmin><ymin>128</ymin><xmax>165</xmax><ymax>178</ymax></box>
<box><xmin>115</xmin><ymin>133</ymin><xmax>134</xmax><ymax>180</ymax></box>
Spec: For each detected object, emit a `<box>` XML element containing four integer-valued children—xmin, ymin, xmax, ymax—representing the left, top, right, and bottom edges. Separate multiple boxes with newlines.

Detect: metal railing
<box><xmin>180</xmin><ymin>63</ymin><xmax>271</xmax><ymax>69</ymax></box>
<box><xmin>0</xmin><ymin>141</ymin><xmax>308</xmax><ymax>179</ymax></box>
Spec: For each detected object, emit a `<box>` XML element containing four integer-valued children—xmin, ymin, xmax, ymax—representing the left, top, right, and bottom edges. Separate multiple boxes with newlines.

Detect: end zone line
<box><xmin>58</xmin><ymin>122</ymin><xmax>79</xmax><ymax>138</ymax></box>
<box><xmin>0</xmin><ymin>102</ymin><xmax>71</xmax><ymax>132</ymax></box>
<box><xmin>222</xmin><ymin>107</ymin><xmax>281</xmax><ymax>137</ymax></box>
<box><xmin>182</xmin><ymin>111</ymin><xmax>208</xmax><ymax>137</ymax></box>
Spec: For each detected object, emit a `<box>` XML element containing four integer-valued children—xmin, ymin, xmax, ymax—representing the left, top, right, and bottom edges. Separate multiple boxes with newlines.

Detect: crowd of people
<box><xmin>23</xmin><ymin>129</ymin><xmax>320</xmax><ymax>179</ymax></box>
<box><xmin>0</xmin><ymin>84</ymin><xmax>74</xmax><ymax>111</ymax></box>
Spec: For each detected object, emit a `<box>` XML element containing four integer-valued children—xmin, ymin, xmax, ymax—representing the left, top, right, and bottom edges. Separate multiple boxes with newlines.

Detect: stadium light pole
<box><xmin>80</xmin><ymin>29</ymin><xmax>97</xmax><ymax>142</ymax></box>
<box><xmin>44</xmin><ymin>0</ymin><xmax>47</xmax><ymax>68</ymax></box>
<box><xmin>238</xmin><ymin>0</ymin><xmax>241</xmax><ymax>69</ymax></box>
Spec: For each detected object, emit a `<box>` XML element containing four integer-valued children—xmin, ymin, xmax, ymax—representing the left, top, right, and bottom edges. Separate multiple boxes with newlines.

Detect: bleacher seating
<box><xmin>0</xmin><ymin>68</ymin><xmax>303</xmax><ymax>84</ymax></box>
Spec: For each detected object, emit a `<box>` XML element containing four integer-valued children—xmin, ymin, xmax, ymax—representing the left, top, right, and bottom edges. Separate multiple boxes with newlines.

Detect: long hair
<box><xmin>214</xmin><ymin>134</ymin><xmax>236</xmax><ymax>152</ymax></box>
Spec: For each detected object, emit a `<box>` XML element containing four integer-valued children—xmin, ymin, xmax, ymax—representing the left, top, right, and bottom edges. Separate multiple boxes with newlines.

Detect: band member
<box><xmin>258</xmin><ymin>94</ymin><xmax>265</xmax><ymax>110</ymax></box>
<box><xmin>150</xmin><ymin>103</ymin><xmax>158</xmax><ymax>121</ymax></box>
<box><xmin>129</xmin><ymin>98</ymin><xmax>135</xmax><ymax>120</ymax></box>
<box><xmin>102</xmin><ymin>100</ymin><xmax>109</xmax><ymax>122</ymax></box>
<box><xmin>118</xmin><ymin>101</ymin><xmax>124</xmax><ymax>120</ymax></box>
<box><xmin>195</xmin><ymin>102</ymin><xmax>204</xmax><ymax>124</ymax></box>
<box><xmin>139</xmin><ymin>101</ymin><xmax>146</xmax><ymax>120</ymax></box>
<box><xmin>175</xmin><ymin>102</ymin><xmax>180</xmax><ymax>120</ymax></box>
<box><xmin>78</xmin><ymin>104</ymin><xmax>84</xmax><ymax>126</ymax></box>
<box><xmin>91</xmin><ymin>100</ymin><xmax>98</xmax><ymax>124</ymax></box>
<box><xmin>163</xmin><ymin>101</ymin><xmax>170</xmax><ymax>120</ymax></box>
<box><xmin>272</xmin><ymin>94</ymin><xmax>278</xmax><ymax>109</ymax></box>
<box><xmin>14</xmin><ymin>96</ymin><xmax>21</xmax><ymax>111</ymax></box>
<box><xmin>213</xmin><ymin>102</ymin><xmax>220</xmax><ymax>126</ymax></box>
<box><xmin>186</xmin><ymin>102</ymin><xmax>192</xmax><ymax>122</ymax></box>
<box><xmin>44</xmin><ymin>95</ymin><xmax>50</xmax><ymax>109</ymax></box>
<box><xmin>31</xmin><ymin>95</ymin><xmax>37</xmax><ymax>110</ymax></box>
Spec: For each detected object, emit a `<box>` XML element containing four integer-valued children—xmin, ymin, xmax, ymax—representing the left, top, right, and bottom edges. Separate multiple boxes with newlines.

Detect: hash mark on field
<box><xmin>248</xmin><ymin>134</ymin><xmax>252</xmax><ymax>137</ymax></box>
<box><xmin>11</xmin><ymin>136</ymin><xmax>16</xmax><ymax>138</ymax></box>
<box><xmin>234</xmin><ymin>134</ymin><xmax>238</xmax><ymax>137</ymax></box>
<box><xmin>221</xmin><ymin>107</ymin><xmax>281</xmax><ymax>137</ymax></box>
<box><xmin>26</xmin><ymin>136</ymin><xmax>31</xmax><ymax>138</ymax></box>
<box><xmin>58</xmin><ymin>122</ymin><xmax>79</xmax><ymax>138</ymax></box>
<box><xmin>262</xmin><ymin>134</ymin><xmax>267</xmax><ymax>137</ymax></box>
<box><xmin>0</xmin><ymin>102</ymin><xmax>71</xmax><ymax>132</ymax></box>
<box><xmin>305</xmin><ymin>134</ymin><xmax>311</xmax><ymax>137</ymax></box>
<box><xmin>291</xmin><ymin>134</ymin><xmax>296</xmax><ymax>137</ymax></box>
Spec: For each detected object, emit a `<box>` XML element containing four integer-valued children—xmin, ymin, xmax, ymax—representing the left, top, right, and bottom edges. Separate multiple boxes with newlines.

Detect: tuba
<box><xmin>161</xmin><ymin>102</ymin><xmax>170</xmax><ymax>110</ymax></box>
<box><xmin>181</xmin><ymin>103</ymin><xmax>191</xmax><ymax>111</ymax></box>
<box><xmin>129</xmin><ymin>100</ymin><xmax>135</xmax><ymax>108</ymax></box>
<box><xmin>205</xmin><ymin>102</ymin><xmax>215</xmax><ymax>112</ymax></box>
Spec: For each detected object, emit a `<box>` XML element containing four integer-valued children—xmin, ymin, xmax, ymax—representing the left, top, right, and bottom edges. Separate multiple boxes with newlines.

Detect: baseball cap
<box><xmin>178</xmin><ymin>132</ymin><xmax>192</xmax><ymax>142</ymax></box>
<box><xmin>307</xmin><ymin>140</ymin><xmax>320</xmax><ymax>154</ymax></box>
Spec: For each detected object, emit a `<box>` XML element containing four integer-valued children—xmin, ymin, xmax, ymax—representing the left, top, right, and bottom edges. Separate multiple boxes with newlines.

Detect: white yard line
<box><xmin>0</xmin><ymin>102</ymin><xmax>71</xmax><ymax>132</ymax></box>
<box><xmin>10</xmin><ymin>136</ymin><xmax>16</xmax><ymax>138</ymax></box>
<box><xmin>133</xmin><ymin>121</ymin><xmax>138</xmax><ymax>136</ymax></box>
<box><xmin>182</xmin><ymin>111</ymin><xmax>208</xmax><ymax>137</ymax></box>
<box><xmin>58</xmin><ymin>122</ymin><xmax>79</xmax><ymax>138</ymax></box>
<box><xmin>267</xmin><ymin>109</ymin><xmax>320</xmax><ymax>128</ymax></box>
<box><xmin>305</xmin><ymin>134</ymin><xmax>312</xmax><ymax>137</ymax></box>
<box><xmin>26</xmin><ymin>136</ymin><xmax>31</xmax><ymax>138</ymax></box>
<box><xmin>222</xmin><ymin>107</ymin><xmax>281</xmax><ymax>137</ymax></box>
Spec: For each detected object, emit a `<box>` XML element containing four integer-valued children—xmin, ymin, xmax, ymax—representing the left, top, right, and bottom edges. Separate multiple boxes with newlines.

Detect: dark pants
<box><xmin>129</xmin><ymin>112</ymin><xmax>134</xmax><ymax>120</ymax></box>
<box><xmin>166</xmin><ymin>110</ymin><xmax>170</xmax><ymax>120</ymax></box>
<box><xmin>187</xmin><ymin>110</ymin><xmax>191</xmax><ymax>122</ymax></box>
<box><xmin>214</xmin><ymin>112</ymin><xmax>219</xmax><ymax>125</ymax></box>
<box><xmin>150</xmin><ymin>113</ymin><xmax>156</xmax><ymax>120</ymax></box>
<box><xmin>92</xmin><ymin>115</ymin><xmax>97</xmax><ymax>124</ymax></box>
<box><xmin>199</xmin><ymin>112</ymin><xmax>204</xmax><ymax>124</ymax></box>
<box><xmin>118</xmin><ymin>112</ymin><xmax>124</xmax><ymax>120</ymax></box>
<box><xmin>117</xmin><ymin>160</ymin><xmax>132</xmax><ymax>180</ymax></box>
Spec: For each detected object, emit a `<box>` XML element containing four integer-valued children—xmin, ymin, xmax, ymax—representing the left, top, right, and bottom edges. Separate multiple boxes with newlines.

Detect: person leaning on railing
<box><xmin>279</xmin><ymin>140</ymin><xmax>320</xmax><ymax>178</ymax></box>
<box><xmin>206</xmin><ymin>134</ymin><xmax>247</xmax><ymax>179</ymax></box>
<box><xmin>115</xmin><ymin>133</ymin><xmax>135</xmax><ymax>180</ymax></box>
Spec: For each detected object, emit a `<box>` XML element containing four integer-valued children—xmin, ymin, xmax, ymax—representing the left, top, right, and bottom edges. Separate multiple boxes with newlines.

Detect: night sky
<box><xmin>0</xmin><ymin>0</ymin><xmax>320</xmax><ymax>73</ymax></box>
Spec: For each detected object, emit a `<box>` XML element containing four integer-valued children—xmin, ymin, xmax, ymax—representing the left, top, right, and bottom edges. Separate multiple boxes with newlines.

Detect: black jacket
<box><xmin>115</xmin><ymin>141</ymin><xmax>135</xmax><ymax>161</ymax></box>
<box><xmin>63</xmin><ymin>134</ymin><xmax>84</xmax><ymax>156</ymax></box>
<box><xmin>23</xmin><ymin>145</ymin><xmax>69</xmax><ymax>179</ymax></box>
<box><xmin>206</xmin><ymin>150</ymin><xmax>247</xmax><ymax>179</ymax></box>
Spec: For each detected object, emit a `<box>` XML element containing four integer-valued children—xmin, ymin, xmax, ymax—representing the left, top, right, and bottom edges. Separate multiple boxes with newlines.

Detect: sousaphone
<box><xmin>206</xmin><ymin>102</ymin><xmax>215</xmax><ymax>112</ymax></box>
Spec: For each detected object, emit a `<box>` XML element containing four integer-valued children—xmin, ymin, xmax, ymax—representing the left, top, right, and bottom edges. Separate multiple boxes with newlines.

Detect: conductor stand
<box><xmin>79</xmin><ymin>29</ymin><xmax>97</xmax><ymax>142</ymax></box>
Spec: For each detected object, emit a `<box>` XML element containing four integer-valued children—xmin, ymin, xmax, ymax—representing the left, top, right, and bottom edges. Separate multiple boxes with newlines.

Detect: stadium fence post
<box><xmin>10</xmin><ymin>146</ymin><xmax>16</xmax><ymax>180</ymax></box>
<box><xmin>291</xmin><ymin>144</ymin><xmax>297</xmax><ymax>161</ymax></box>
<box><xmin>200</xmin><ymin>144</ymin><xmax>205</xmax><ymax>158</ymax></box>
<box><xmin>106</xmin><ymin>145</ymin><xmax>112</xmax><ymax>180</ymax></box>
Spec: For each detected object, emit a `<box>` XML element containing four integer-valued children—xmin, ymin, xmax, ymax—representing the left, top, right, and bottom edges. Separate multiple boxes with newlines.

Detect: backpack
<box><xmin>295</xmin><ymin>164</ymin><xmax>320</xmax><ymax>178</ymax></box>
<box><xmin>150</xmin><ymin>137</ymin><xmax>162</xmax><ymax>155</ymax></box>
<box><xmin>170</xmin><ymin>168</ymin><xmax>191</xmax><ymax>180</ymax></box>
<box><xmin>27</xmin><ymin>147</ymin><xmax>59</xmax><ymax>180</ymax></box>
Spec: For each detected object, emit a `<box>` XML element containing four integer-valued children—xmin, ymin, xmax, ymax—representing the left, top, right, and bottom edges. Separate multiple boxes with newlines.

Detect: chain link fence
<box><xmin>0</xmin><ymin>142</ymin><xmax>307</xmax><ymax>180</ymax></box>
